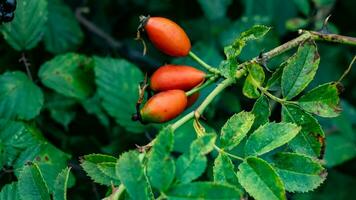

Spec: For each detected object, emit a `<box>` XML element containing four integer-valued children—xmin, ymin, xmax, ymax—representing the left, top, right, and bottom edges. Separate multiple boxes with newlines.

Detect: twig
<box><xmin>338</xmin><ymin>55</ymin><xmax>356</xmax><ymax>82</ymax></box>
<box><xmin>18</xmin><ymin>53</ymin><xmax>33</xmax><ymax>81</ymax></box>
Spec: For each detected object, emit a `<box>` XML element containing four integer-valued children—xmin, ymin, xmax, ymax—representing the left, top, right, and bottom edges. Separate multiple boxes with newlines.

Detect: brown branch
<box><xmin>18</xmin><ymin>52</ymin><xmax>33</xmax><ymax>81</ymax></box>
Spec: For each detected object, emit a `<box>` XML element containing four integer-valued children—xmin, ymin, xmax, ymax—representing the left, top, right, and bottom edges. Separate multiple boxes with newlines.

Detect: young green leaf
<box><xmin>298</xmin><ymin>82</ymin><xmax>341</xmax><ymax>117</ymax></box>
<box><xmin>272</xmin><ymin>152</ymin><xmax>326</xmax><ymax>192</ymax></box>
<box><xmin>224</xmin><ymin>25</ymin><xmax>271</xmax><ymax>59</ymax></box>
<box><xmin>44</xmin><ymin>0</ymin><xmax>84</xmax><ymax>54</ymax></box>
<box><xmin>176</xmin><ymin>134</ymin><xmax>216</xmax><ymax>183</ymax></box>
<box><xmin>166</xmin><ymin>182</ymin><xmax>243</xmax><ymax>199</ymax></box>
<box><xmin>1</xmin><ymin>0</ymin><xmax>48</xmax><ymax>50</ymax></box>
<box><xmin>281</xmin><ymin>42</ymin><xmax>320</xmax><ymax>100</ymax></box>
<box><xmin>147</xmin><ymin>126</ymin><xmax>175</xmax><ymax>191</ymax></box>
<box><xmin>53</xmin><ymin>167</ymin><xmax>71</xmax><ymax>200</ymax></box>
<box><xmin>251</xmin><ymin>95</ymin><xmax>270</xmax><ymax>131</ymax></box>
<box><xmin>18</xmin><ymin>163</ymin><xmax>51</xmax><ymax>200</ymax></box>
<box><xmin>80</xmin><ymin>154</ymin><xmax>120</xmax><ymax>186</ymax></box>
<box><xmin>39</xmin><ymin>53</ymin><xmax>94</xmax><ymax>100</ymax></box>
<box><xmin>237</xmin><ymin>157</ymin><xmax>286</xmax><ymax>200</ymax></box>
<box><xmin>245</xmin><ymin>122</ymin><xmax>301</xmax><ymax>156</ymax></box>
<box><xmin>14</xmin><ymin>143</ymin><xmax>72</xmax><ymax>192</ymax></box>
<box><xmin>220</xmin><ymin>111</ymin><xmax>255</xmax><ymax>150</ymax></box>
<box><xmin>116</xmin><ymin>151</ymin><xmax>154</xmax><ymax>200</ymax></box>
<box><xmin>0</xmin><ymin>183</ymin><xmax>20</xmax><ymax>200</ymax></box>
<box><xmin>213</xmin><ymin>153</ymin><xmax>240</xmax><ymax>187</ymax></box>
<box><xmin>243</xmin><ymin>63</ymin><xmax>265</xmax><ymax>99</ymax></box>
<box><xmin>0</xmin><ymin>71</ymin><xmax>44</xmax><ymax>120</ymax></box>
<box><xmin>94</xmin><ymin>57</ymin><xmax>145</xmax><ymax>133</ymax></box>
<box><xmin>282</xmin><ymin>104</ymin><xmax>324</xmax><ymax>157</ymax></box>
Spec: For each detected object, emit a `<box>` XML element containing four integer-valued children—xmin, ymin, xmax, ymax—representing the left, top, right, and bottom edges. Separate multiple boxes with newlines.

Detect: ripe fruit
<box><xmin>186</xmin><ymin>92</ymin><xmax>200</xmax><ymax>108</ymax></box>
<box><xmin>142</xmin><ymin>16</ymin><xmax>191</xmax><ymax>57</ymax></box>
<box><xmin>140</xmin><ymin>90</ymin><xmax>187</xmax><ymax>123</ymax></box>
<box><xmin>150</xmin><ymin>65</ymin><xmax>205</xmax><ymax>91</ymax></box>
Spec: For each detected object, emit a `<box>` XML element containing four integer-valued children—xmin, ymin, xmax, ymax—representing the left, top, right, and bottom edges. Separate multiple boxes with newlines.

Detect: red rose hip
<box><xmin>140</xmin><ymin>90</ymin><xmax>187</xmax><ymax>123</ymax></box>
<box><xmin>150</xmin><ymin>65</ymin><xmax>206</xmax><ymax>92</ymax></box>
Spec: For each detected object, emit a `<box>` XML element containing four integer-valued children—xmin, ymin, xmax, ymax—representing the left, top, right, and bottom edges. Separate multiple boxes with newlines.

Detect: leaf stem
<box><xmin>103</xmin><ymin>184</ymin><xmax>125</xmax><ymax>200</ymax></box>
<box><xmin>172</xmin><ymin>112</ymin><xmax>195</xmax><ymax>131</ymax></box>
<box><xmin>214</xmin><ymin>145</ymin><xmax>244</xmax><ymax>161</ymax></box>
<box><xmin>338</xmin><ymin>55</ymin><xmax>356</xmax><ymax>83</ymax></box>
<box><xmin>189</xmin><ymin>51</ymin><xmax>221</xmax><ymax>75</ymax></box>
<box><xmin>185</xmin><ymin>75</ymin><xmax>219</xmax><ymax>96</ymax></box>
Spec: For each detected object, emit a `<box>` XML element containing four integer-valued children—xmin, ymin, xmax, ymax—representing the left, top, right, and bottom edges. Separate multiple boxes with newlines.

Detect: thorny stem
<box><xmin>188</xmin><ymin>51</ymin><xmax>221</xmax><ymax>75</ymax></box>
<box><xmin>103</xmin><ymin>184</ymin><xmax>125</xmax><ymax>200</ymax></box>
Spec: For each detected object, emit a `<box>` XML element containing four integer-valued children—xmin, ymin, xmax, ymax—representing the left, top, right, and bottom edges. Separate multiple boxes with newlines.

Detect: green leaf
<box><xmin>80</xmin><ymin>154</ymin><xmax>120</xmax><ymax>186</ymax></box>
<box><xmin>243</xmin><ymin>63</ymin><xmax>265</xmax><ymax>99</ymax></box>
<box><xmin>45</xmin><ymin>93</ymin><xmax>77</xmax><ymax>129</ymax></box>
<box><xmin>147</xmin><ymin>127</ymin><xmax>175</xmax><ymax>191</ymax></box>
<box><xmin>44</xmin><ymin>0</ymin><xmax>83</xmax><ymax>54</ymax></box>
<box><xmin>213</xmin><ymin>153</ymin><xmax>240</xmax><ymax>187</ymax></box>
<box><xmin>0</xmin><ymin>183</ymin><xmax>20</xmax><ymax>200</ymax></box>
<box><xmin>116</xmin><ymin>151</ymin><xmax>154</xmax><ymax>200</ymax></box>
<box><xmin>53</xmin><ymin>167</ymin><xmax>71</xmax><ymax>200</ymax></box>
<box><xmin>0</xmin><ymin>119</ymin><xmax>44</xmax><ymax>166</ymax></box>
<box><xmin>245</xmin><ymin>122</ymin><xmax>301</xmax><ymax>156</ymax></box>
<box><xmin>272</xmin><ymin>152</ymin><xmax>326</xmax><ymax>192</ymax></box>
<box><xmin>97</xmin><ymin>162</ymin><xmax>119</xmax><ymax>181</ymax></box>
<box><xmin>286</xmin><ymin>18</ymin><xmax>309</xmax><ymax>31</ymax></box>
<box><xmin>224</xmin><ymin>25</ymin><xmax>271</xmax><ymax>59</ymax></box>
<box><xmin>81</xmin><ymin>93</ymin><xmax>110</xmax><ymax>127</ymax></box>
<box><xmin>282</xmin><ymin>104</ymin><xmax>324</xmax><ymax>157</ymax></box>
<box><xmin>220</xmin><ymin>111</ymin><xmax>255</xmax><ymax>150</ymax></box>
<box><xmin>18</xmin><ymin>163</ymin><xmax>51</xmax><ymax>200</ymax></box>
<box><xmin>14</xmin><ymin>143</ymin><xmax>71</xmax><ymax>192</ymax></box>
<box><xmin>0</xmin><ymin>71</ymin><xmax>44</xmax><ymax>120</ymax></box>
<box><xmin>298</xmin><ymin>82</ymin><xmax>341</xmax><ymax>117</ymax></box>
<box><xmin>237</xmin><ymin>157</ymin><xmax>286</xmax><ymax>200</ymax></box>
<box><xmin>176</xmin><ymin>134</ymin><xmax>216</xmax><ymax>183</ymax></box>
<box><xmin>219</xmin><ymin>59</ymin><xmax>239</xmax><ymax>79</ymax></box>
<box><xmin>251</xmin><ymin>95</ymin><xmax>270</xmax><ymax>131</ymax></box>
<box><xmin>1</xmin><ymin>0</ymin><xmax>48</xmax><ymax>50</ymax></box>
<box><xmin>281</xmin><ymin>42</ymin><xmax>320</xmax><ymax>100</ymax></box>
<box><xmin>94</xmin><ymin>57</ymin><xmax>145</xmax><ymax>133</ymax></box>
<box><xmin>197</xmin><ymin>0</ymin><xmax>232</xmax><ymax>21</ymax></box>
<box><xmin>39</xmin><ymin>53</ymin><xmax>94</xmax><ymax>100</ymax></box>
<box><xmin>166</xmin><ymin>182</ymin><xmax>243</xmax><ymax>199</ymax></box>
<box><xmin>266</xmin><ymin>64</ymin><xmax>284</xmax><ymax>91</ymax></box>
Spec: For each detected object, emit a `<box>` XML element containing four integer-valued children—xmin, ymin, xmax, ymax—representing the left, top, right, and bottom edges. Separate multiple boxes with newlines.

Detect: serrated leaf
<box><xmin>39</xmin><ymin>53</ymin><xmax>94</xmax><ymax>100</ymax></box>
<box><xmin>0</xmin><ymin>119</ymin><xmax>44</xmax><ymax>167</ymax></box>
<box><xmin>0</xmin><ymin>182</ymin><xmax>20</xmax><ymax>200</ymax></box>
<box><xmin>281</xmin><ymin>42</ymin><xmax>320</xmax><ymax>100</ymax></box>
<box><xmin>166</xmin><ymin>182</ymin><xmax>243</xmax><ymax>199</ymax></box>
<box><xmin>237</xmin><ymin>157</ymin><xmax>286</xmax><ymax>200</ymax></box>
<box><xmin>18</xmin><ymin>163</ymin><xmax>50</xmax><ymax>200</ymax></box>
<box><xmin>266</xmin><ymin>65</ymin><xmax>283</xmax><ymax>91</ymax></box>
<box><xmin>218</xmin><ymin>59</ymin><xmax>239</xmax><ymax>79</ymax></box>
<box><xmin>53</xmin><ymin>167</ymin><xmax>71</xmax><ymax>200</ymax></box>
<box><xmin>14</xmin><ymin>143</ymin><xmax>71</xmax><ymax>193</ymax></box>
<box><xmin>298</xmin><ymin>82</ymin><xmax>341</xmax><ymax>117</ymax></box>
<box><xmin>220</xmin><ymin>111</ymin><xmax>255</xmax><ymax>150</ymax></box>
<box><xmin>272</xmin><ymin>152</ymin><xmax>326</xmax><ymax>192</ymax></box>
<box><xmin>44</xmin><ymin>0</ymin><xmax>83</xmax><ymax>54</ymax></box>
<box><xmin>80</xmin><ymin>154</ymin><xmax>120</xmax><ymax>186</ymax></box>
<box><xmin>176</xmin><ymin>134</ymin><xmax>216</xmax><ymax>184</ymax></box>
<box><xmin>0</xmin><ymin>71</ymin><xmax>44</xmax><ymax>120</ymax></box>
<box><xmin>243</xmin><ymin>63</ymin><xmax>265</xmax><ymax>99</ymax></box>
<box><xmin>1</xmin><ymin>0</ymin><xmax>48</xmax><ymax>50</ymax></box>
<box><xmin>245</xmin><ymin>122</ymin><xmax>301</xmax><ymax>156</ymax></box>
<box><xmin>213</xmin><ymin>153</ymin><xmax>240</xmax><ymax>187</ymax></box>
<box><xmin>224</xmin><ymin>25</ymin><xmax>271</xmax><ymax>59</ymax></box>
<box><xmin>97</xmin><ymin>162</ymin><xmax>119</xmax><ymax>181</ymax></box>
<box><xmin>147</xmin><ymin>126</ymin><xmax>175</xmax><ymax>191</ymax></box>
<box><xmin>251</xmin><ymin>95</ymin><xmax>270</xmax><ymax>131</ymax></box>
<box><xmin>282</xmin><ymin>104</ymin><xmax>324</xmax><ymax>157</ymax></box>
<box><xmin>116</xmin><ymin>151</ymin><xmax>154</xmax><ymax>200</ymax></box>
<box><xmin>94</xmin><ymin>57</ymin><xmax>145</xmax><ymax>133</ymax></box>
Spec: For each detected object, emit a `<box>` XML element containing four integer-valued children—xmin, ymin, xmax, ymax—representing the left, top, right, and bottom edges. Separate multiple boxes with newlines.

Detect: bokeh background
<box><xmin>0</xmin><ymin>0</ymin><xmax>355</xmax><ymax>199</ymax></box>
